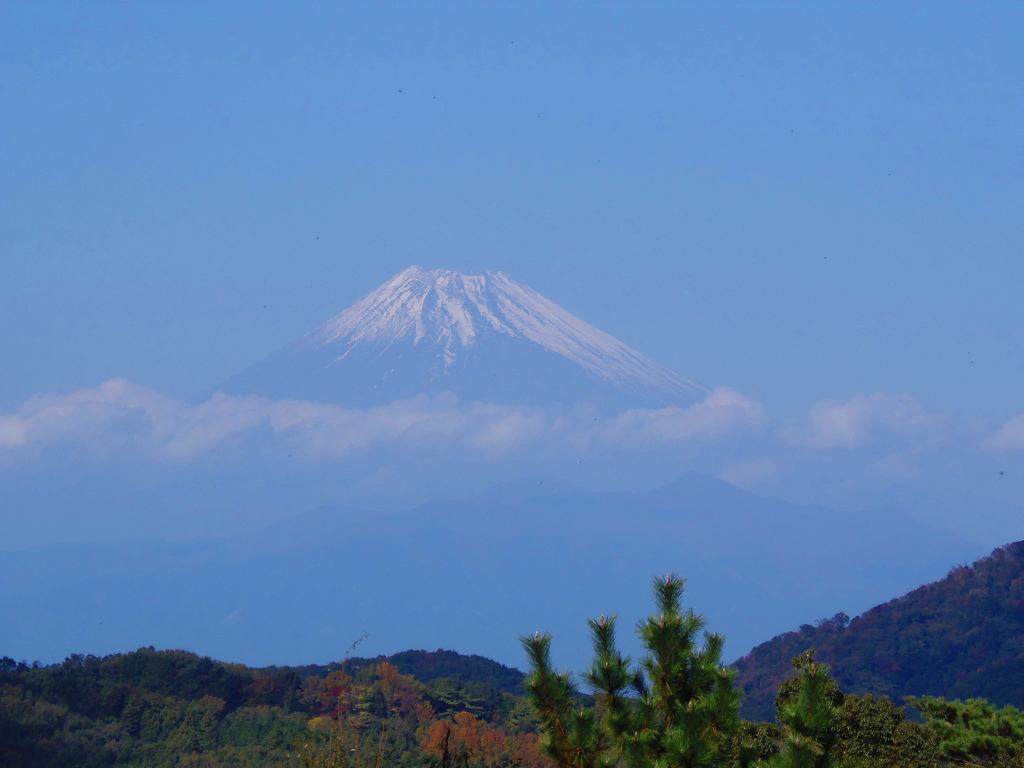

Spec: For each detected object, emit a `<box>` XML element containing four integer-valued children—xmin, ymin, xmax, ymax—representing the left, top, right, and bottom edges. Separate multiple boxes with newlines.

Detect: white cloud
<box><xmin>782</xmin><ymin>393</ymin><xmax>945</xmax><ymax>449</ymax></box>
<box><xmin>5</xmin><ymin>380</ymin><xmax>994</xmax><ymax>532</ymax></box>
<box><xmin>0</xmin><ymin>380</ymin><xmax>766</xmax><ymax>464</ymax></box>
<box><xmin>0</xmin><ymin>416</ymin><xmax>27</xmax><ymax>448</ymax></box>
<box><xmin>600</xmin><ymin>387</ymin><xmax>765</xmax><ymax>445</ymax></box>
<box><xmin>3</xmin><ymin>380</ymin><xmax>1018</xmax><ymax>546</ymax></box>
<box><xmin>983</xmin><ymin>414</ymin><xmax>1024</xmax><ymax>452</ymax></box>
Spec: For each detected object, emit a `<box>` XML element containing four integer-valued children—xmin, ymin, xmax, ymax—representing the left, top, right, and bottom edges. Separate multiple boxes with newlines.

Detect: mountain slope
<box><xmin>219</xmin><ymin>267</ymin><xmax>707</xmax><ymax>409</ymax></box>
<box><xmin>733</xmin><ymin>541</ymin><xmax>1024</xmax><ymax>721</ymax></box>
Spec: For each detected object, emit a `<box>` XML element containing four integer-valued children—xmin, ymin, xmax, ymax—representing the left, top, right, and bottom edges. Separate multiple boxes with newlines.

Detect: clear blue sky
<box><xmin>3</xmin><ymin>1</ymin><xmax>1021</xmax><ymax>419</ymax></box>
<box><xmin>3</xmin><ymin>2</ymin><xmax>1024</xmax><ymax>555</ymax></box>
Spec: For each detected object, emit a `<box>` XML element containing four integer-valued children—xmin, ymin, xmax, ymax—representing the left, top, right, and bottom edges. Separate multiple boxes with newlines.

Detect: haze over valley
<box><xmin>0</xmin><ymin>265</ymin><xmax>1007</xmax><ymax>673</ymax></box>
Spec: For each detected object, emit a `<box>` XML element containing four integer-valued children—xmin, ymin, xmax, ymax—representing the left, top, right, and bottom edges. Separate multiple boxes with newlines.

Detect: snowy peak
<box><xmin>309</xmin><ymin>267</ymin><xmax>513</xmax><ymax>365</ymax></box>
<box><xmin>220</xmin><ymin>266</ymin><xmax>707</xmax><ymax>409</ymax></box>
<box><xmin>304</xmin><ymin>266</ymin><xmax>705</xmax><ymax>397</ymax></box>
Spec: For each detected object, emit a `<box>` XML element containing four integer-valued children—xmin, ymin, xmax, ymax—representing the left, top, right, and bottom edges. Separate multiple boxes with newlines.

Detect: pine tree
<box><xmin>908</xmin><ymin>696</ymin><xmax>1024</xmax><ymax>768</ymax></box>
<box><xmin>522</xmin><ymin>574</ymin><xmax>741</xmax><ymax>768</ymax></box>
<box><xmin>770</xmin><ymin>652</ymin><xmax>839</xmax><ymax>768</ymax></box>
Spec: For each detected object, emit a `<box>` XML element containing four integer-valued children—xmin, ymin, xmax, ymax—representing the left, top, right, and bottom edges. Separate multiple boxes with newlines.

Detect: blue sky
<box><xmin>2</xmin><ymin>2</ymin><xmax>1023</xmax><ymax>547</ymax></box>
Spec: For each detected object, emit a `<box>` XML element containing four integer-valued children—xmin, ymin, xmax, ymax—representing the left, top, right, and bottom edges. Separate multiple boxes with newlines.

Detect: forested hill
<box><xmin>290</xmin><ymin>648</ymin><xmax>526</xmax><ymax>694</ymax></box>
<box><xmin>0</xmin><ymin>646</ymin><xmax>542</xmax><ymax>768</ymax></box>
<box><xmin>351</xmin><ymin>649</ymin><xmax>525</xmax><ymax>693</ymax></box>
<box><xmin>734</xmin><ymin>540</ymin><xmax>1024</xmax><ymax>721</ymax></box>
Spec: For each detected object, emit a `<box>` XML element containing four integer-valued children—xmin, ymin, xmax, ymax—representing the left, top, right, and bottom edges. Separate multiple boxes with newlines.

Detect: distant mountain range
<box><xmin>219</xmin><ymin>266</ymin><xmax>707</xmax><ymax>409</ymax></box>
<box><xmin>733</xmin><ymin>540</ymin><xmax>1024</xmax><ymax>720</ymax></box>
<box><xmin>0</xmin><ymin>474</ymin><xmax>982</xmax><ymax>672</ymax></box>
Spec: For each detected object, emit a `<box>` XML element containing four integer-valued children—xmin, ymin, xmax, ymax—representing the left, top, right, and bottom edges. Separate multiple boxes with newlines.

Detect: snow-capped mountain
<box><xmin>219</xmin><ymin>266</ymin><xmax>707</xmax><ymax>409</ymax></box>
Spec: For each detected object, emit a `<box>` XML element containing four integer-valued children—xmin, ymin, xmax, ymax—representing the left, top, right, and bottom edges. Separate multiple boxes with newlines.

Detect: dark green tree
<box><xmin>771</xmin><ymin>652</ymin><xmax>840</xmax><ymax>768</ymax></box>
<box><xmin>829</xmin><ymin>694</ymin><xmax>937</xmax><ymax>768</ymax></box>
<box><xmin>908</xmin><ymin>696</ymin><xmax>1024</xmax><ymax>768</ymax></box>
<box><xmin>522</xmin><ymin>574</ymin><xmax>741</xmax><ymax>768</ymax></box>
<box><xmin>759</xmin><ymin>653</ymin><xmax>937</xmax><ymax>768</ymax></box>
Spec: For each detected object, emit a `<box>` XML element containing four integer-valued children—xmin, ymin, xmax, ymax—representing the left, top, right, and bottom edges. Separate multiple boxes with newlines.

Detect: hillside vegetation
<box><xmin>734</xmin><ymin>541</ymin><xmax>1024</xmax><ymax>721</ymax></box>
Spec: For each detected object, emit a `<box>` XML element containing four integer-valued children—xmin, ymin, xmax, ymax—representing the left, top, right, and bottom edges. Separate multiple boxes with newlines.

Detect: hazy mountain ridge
<box><xmin>734</xmin><ymin>540</ymin><xmax>1024</xmax><ymax>721</ymax></box>
<box><xmin>219</xmin><ymin>267</ymin><xmax>707</xmax><ymax>409</ymax></box>
<box><xmin>0</xmin><ymin>474</ymin><xmax>982</xmax><ymax>673</ymax></box>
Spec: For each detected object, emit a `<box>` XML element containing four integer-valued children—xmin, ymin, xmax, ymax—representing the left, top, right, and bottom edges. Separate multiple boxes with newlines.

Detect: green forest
<box><xmin>4</xmin><ymin>566</ymin><xmax>1024</xmax><ymax>768</ymax></box>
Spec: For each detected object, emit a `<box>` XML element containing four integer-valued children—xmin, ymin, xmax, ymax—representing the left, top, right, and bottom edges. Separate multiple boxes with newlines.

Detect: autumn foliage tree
<box><xmin>421</xmin><ymin>711</ymin><xmax>507</xmax><ymax>767</ymax></box>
